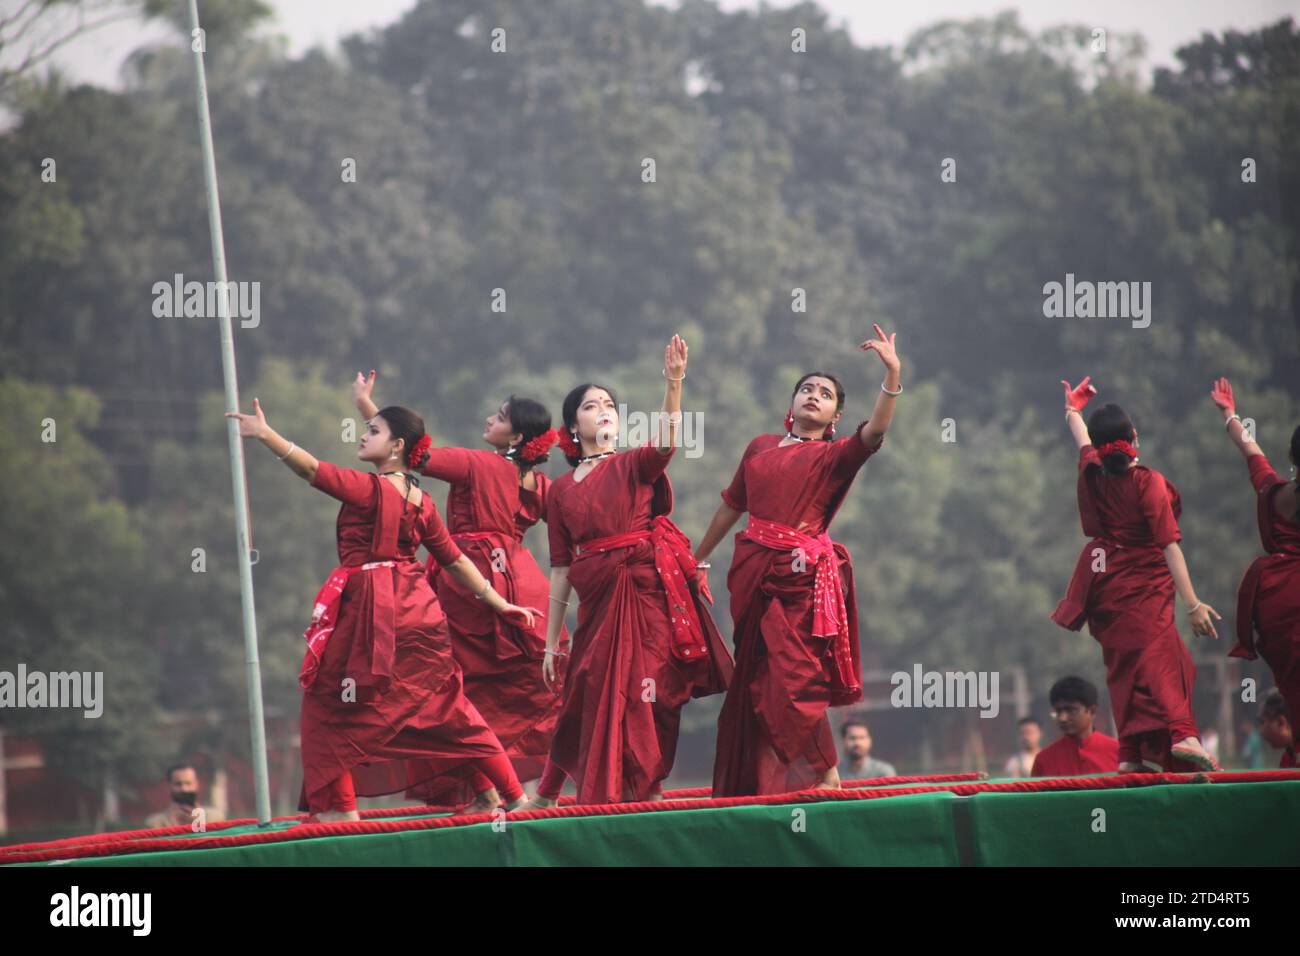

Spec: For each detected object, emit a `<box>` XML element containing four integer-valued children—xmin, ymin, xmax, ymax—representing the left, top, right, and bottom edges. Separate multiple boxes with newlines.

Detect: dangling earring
<box><xmin>784</xmin><ymin>409</ymin><xmax>794</xmax><ymax>432</ymax></box>
<box><xmin>824</xmin><ymin>421</ymin><xmax>836</xmax><ymax>440</ymax></box>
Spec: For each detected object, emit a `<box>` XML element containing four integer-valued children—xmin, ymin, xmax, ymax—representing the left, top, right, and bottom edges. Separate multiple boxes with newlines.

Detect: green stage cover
<box><xmin>8</xmin><ymin>778</ymin><xmax>1299</xmax><ymax>867</ymax></box>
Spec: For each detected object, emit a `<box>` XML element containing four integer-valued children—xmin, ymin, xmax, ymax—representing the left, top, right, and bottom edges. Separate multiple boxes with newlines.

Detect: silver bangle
<box><xmin>475</xmin><ymin>582</ymin><xmax>494</xmax><ymax>601</ymax></box>
<box><xmin>277</xmin><ymin>441</ymin><xmax>297</xmax><ymax>461</ymax></box>
<box><xmin>1187</xmin><ymin>601</ymin><xmax>1204</xmax><ymax>615</ymax></box>
<box><xmin>880</xmin><ymin>382</ymin><xmax>902</xmax><ymax>397</ymax></box>
<box><xmin>549</xmin><ymin>595</ymin><xmax>571</xmax><ymax>607</ymax></box>
<box><xmin>662</xmin><ymin>369</ymin><xmax>685</xmax><ymax>381</ymax></box>
<box><xmin>544</xmin><ymin>648</ymin><xmax>568</xmax><ymax>658</ymax></box>
<box><xmin>695</xmin><ymin>562</ymin><xmax>711</xmax><ymax>569</ymax></box>
<box><xmin>1224</xmin><ymin>413</ymin><xmax>1242</xmax><ymax>430</ymax></box>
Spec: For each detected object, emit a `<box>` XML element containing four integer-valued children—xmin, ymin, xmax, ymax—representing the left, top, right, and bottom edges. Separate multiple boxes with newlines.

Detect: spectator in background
<box><xmin>1031</xmin><ymin>677</ymin><xmax>1120</xmax><ymax>776</ymax></box>
<box><xmin>1258</xmin><ymin>689</ymin><xmax>1296</xmax><ymax>768</ymax></box>
<box><xmin>837</xmin><ymin>719</ymin><xmax>896</xmax><ymax>781</ymax></box>
<box><xmin>145</xmin><ymin>764</ymin><xmax>223</xmax><ymax>829</ymax></box>
<box><xmin>1003</xmin><ymin>717</ymin><xmax>1043</xmax><ymax>778</ymax></box>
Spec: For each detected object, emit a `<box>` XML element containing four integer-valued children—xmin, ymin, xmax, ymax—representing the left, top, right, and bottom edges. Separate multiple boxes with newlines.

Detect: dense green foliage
<box><xmin>2</xmin><ymin>2</ymin><xmax>1296</xmax><ymax>806</ymax></box>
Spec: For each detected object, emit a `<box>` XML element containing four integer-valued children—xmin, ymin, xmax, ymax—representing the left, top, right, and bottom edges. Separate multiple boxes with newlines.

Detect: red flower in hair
<box><xmin>557</xmin><ymin>428</ymin><xmax>581</xmax><ymax>457</ymax></box>
<box><xmin>406</xmin><ymin>434</ymin><xmax>432</xmax><ymax>466</ymax></box>
<box><xmin>518</xmin><ymin>428</ymin><xmax>559</xmax><ymax>460</ymax></box>
<box><xmin>1096</xmin><ymin>439</ymin><xmax>1137</xmax><ymax>460</ymax></box>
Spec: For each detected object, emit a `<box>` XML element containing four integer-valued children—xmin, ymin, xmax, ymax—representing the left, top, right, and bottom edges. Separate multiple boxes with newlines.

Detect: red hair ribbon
<box><xmin>518</xmin><ymin>427</ymin><xmax>559</xmax><ymax>460</ymax></box>
<box><xmin>406</xmin><ymin>434</ymin><xmax>432</xmax><ymax>466</ymax></box>
<box><xmin>1096</xmin><ymin>439</ymin><xmax>1137</xmax><ymax>460</ymax></box>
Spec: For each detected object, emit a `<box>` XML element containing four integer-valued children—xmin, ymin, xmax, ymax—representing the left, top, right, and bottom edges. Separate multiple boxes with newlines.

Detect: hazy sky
<box><xmin>9</xmin><ymin>0</ymin><xmax>1298</xmax><ymax>89</ymax></box>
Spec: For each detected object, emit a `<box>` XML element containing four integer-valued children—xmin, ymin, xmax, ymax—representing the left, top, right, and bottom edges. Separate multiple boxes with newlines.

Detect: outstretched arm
<box><xmin>860</xmin><ymin>324</ymin><xmax>901</xmax><ymax>447</ymax></box>
<box><xmin>442</xmin><ymin>554</ymin><xmax>542</xmax><ymax>630</ymax></box>
<box><xmin>656</xmin><ymin>335</ymin><xmax>687</xmax><ymax>455</ymax></box>
<box><xmin>1211</xmin><ymin>377</ymin><xmax>1263</xmax><ymax>460</ymax></box>
<box><xmin>1212</xmin><ymin>377</ymin><xmax>1296</xmax><ymax>521</ymax></box>
<box><xmin>1061</xmin><ymin>376</ymin><xmax>1097</xmax><ymax>450</ymax></box>
<box><xmin>353</xmin><ymin>370</ymin><xmax>381</xmax><ymax>422</ymax></box>
<box><xmin>226</xmin><ymin>399</ymin><xmax>320</xmax><ymax>483</ymax></box>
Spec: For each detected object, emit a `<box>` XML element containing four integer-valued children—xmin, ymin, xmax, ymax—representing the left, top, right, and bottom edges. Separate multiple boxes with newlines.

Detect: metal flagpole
<box><xmin>186</xmin><ymin>0</ymin><xmax>272</xmax><ymax>826</ymax></box>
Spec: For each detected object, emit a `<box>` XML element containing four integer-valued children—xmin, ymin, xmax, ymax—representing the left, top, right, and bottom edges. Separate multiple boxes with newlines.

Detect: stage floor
<box><xmin>4</xmin><ymin>771</ymin><xmax>1298</xmax><ymax>866</ymax></box>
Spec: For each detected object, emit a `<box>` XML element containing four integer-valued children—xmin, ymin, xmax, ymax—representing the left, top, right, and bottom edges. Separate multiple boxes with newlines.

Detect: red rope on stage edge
<box><xmin>0</xmin><ymin>770</ymin><xmax>977</xmax><ymax>853</ymax></box>
<box><xmin>2</xmin><ymin>770</ymin><xmax>1296</xmax><ymax>865</ymax></box>
<box><xmin>0</xmin><ymin>772</ymin><xmax>983</xmax><ymax>853</ymax></box>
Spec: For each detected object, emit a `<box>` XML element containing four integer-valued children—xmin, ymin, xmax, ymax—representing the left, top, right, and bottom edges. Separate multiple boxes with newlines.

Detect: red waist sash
<box><xmin>573</xmin><ymin>515</ymin><xmax>708</xmax><ymax>662</ymax></box>
<box><xmin>300</xmin><ymin>560</ymin><xmax>398</xmax><ymax>689</ymax></box>
<box><xmin>739</xmin><ymin>516</ymin><xmax>859</xmax><ymax>696</ymax></box>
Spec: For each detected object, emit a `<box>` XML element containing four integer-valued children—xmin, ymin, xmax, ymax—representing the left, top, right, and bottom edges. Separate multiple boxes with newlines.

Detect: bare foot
<box><xmin>813</xmin><ymin>767</ymin><xmax>841</xmax><ymax>790</ymax></box>
<box><xmin>513</xmin><ymin>795</ymin><xmax>558</xmax><ymax>812</ymax></box>
<box><xmin>455</xmin><ymin>788</ymin><xmax>502</xmax><ymax>816</ymax></box>
<box><xmin>502</xmin><ymin>794</ymin><xmax>530</xmax><ymax>812</ymax></box>
<box><xmin>1171</xmin><ymin>737</ymin><xmax>1221</xmax><ymax>772</ymax></box>
<box><xmin>315</xmin><ymin>809</ymin><xmax>360</xmax><ymax>823</ymax></box>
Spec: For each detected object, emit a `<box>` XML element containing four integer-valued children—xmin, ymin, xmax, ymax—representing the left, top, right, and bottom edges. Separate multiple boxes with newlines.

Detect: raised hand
<box><xmin>1210</xmin><ymin>377</ymin><xmax>1235</xmax><ymax>416</ymax></box>
<box><xmin>1060</xmin><ymin>376</ymin><xmax>1097</xmax><ymax>412</ymax></box>
<box><xmin>352</xmin><ymin>369</ymin><xmax>377</xmax><ymax>406</ymax></box>
<box><xmin>859</xmin><ymin>324</ymin><xmax>899</xmax><ymax>370</ymax></box>
<box><xmin>225</xmin><ymin>398</ymin><xmax>269</xmax><ymax>438</ymax></box>
<box><xmin>664</xmin><ymin>334</ymin><xmax>688</xmax><ymax>379</ymax></box>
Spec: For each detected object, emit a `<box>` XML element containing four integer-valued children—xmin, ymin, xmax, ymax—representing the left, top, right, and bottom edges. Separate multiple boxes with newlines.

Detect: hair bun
<box><xmin>518</xmin><ymin>427</ymin><xmax>560</xmax><ymax>462</ymax></box>
<box><xmin>406</xmin><ymin>434</ymin><xmax>432</xmax><ymax>470</ymax></box>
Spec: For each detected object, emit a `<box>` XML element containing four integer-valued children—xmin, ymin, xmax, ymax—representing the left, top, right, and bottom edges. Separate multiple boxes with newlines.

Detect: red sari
<box><xmin>404</xmin><ymin>448</ymin><xmax>569</xmax><ymax>805</ymax></box>
<box><xmin>712</xmin><ymin>422</ymin><xmax>883</xmax><ymax>797</ymax></box>
<box><xmin>546</xmin><ymin>444</ymin><xmax>732</xmax><ymax>804</ymax></box>
<box><xmin>297</xmin><ymin>461</ymin><xmax>512</xmax><ymax>813</ymax></box>
<box><xmin>1051</xmin><ymin>446</ymin><xmax>1200</xmax><ymax>768</ymax></box>
<box><xmin>1230</xmin><ymin>453</ymin><xmax>1300</xmax><ymax>725</ymax></box>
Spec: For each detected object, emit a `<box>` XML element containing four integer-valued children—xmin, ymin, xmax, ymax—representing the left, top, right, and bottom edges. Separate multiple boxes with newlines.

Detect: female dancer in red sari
<box><xmin>1209</xmin><ymin>377</ymin><xmax>1300</xmax><ymax>737</ymax></box>
<box><xmin>352</xmin><ymin>373</ymin><xmax>569</xmax><ymax>810</ymax></box>
<box><xmin>227</xmin><ymin>398</ymin><xmax>542</xmax><ymax>820</ymax></box>
<box><xmin>1051</xmin><ymin>378</ymin><xmax>1220</xmax><ymax>772</ymax></box>
<box><xmin>530</xmin><ymin>335</ymin><xmax>732</xmax><ymax>806</ymax></box>
<box><xmin>698</xmin><ymin>325</ymin><xmax>901</xmax><ymax>797</ymax></box>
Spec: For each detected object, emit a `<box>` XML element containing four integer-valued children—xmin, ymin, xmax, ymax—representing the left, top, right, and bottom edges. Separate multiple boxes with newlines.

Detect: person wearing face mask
<box><xmin>145</xmin><ymin>764</ymin><xmax>222</xmax><ymax>829</ymax></box>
